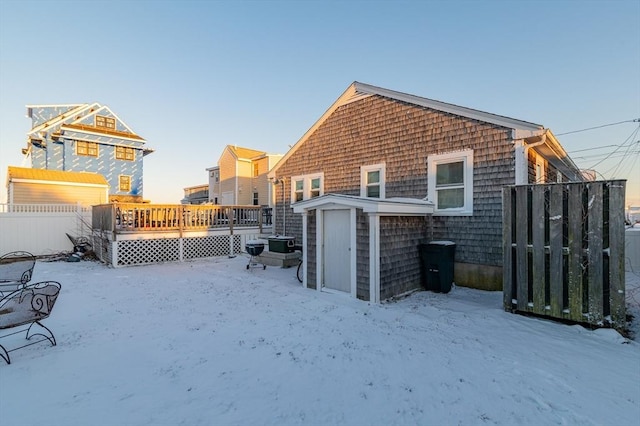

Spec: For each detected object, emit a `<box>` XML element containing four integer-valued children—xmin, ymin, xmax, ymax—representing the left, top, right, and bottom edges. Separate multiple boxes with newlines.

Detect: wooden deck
<box><xmin>92</xmin><ymin>203</ymin><xmax>272</xmax><ymax>234</ymax></box>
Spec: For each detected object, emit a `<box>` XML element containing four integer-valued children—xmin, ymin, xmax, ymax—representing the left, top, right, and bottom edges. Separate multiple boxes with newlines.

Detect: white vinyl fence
<box><xmin>0</xmin><ymin>204</ymin><xmax>92</xmax><ymax>256</ymax></box>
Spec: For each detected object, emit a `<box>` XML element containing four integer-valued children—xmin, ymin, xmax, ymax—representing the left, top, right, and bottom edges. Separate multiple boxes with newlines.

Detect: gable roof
<box><xmin>270</xmin><ymin>81</ymin><xmax>546</xmax><ymax>176</ymax></box>
<box><xmin>26</xmin><ymin>103</ymin><xmax>145</xmax><ymax>142</ymax></box>
<box><xmin>7</xmin><ymin>166</ymin><xmax>108</xmax><ymax>186</ymax></box>
<box><xmin>226</xmin><ymin>145</ymin><xmax>267</xmax><ymax>161</ymax></box>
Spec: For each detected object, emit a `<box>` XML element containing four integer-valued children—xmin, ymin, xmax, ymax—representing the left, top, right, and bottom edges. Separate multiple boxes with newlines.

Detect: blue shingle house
<box><xmin>22</xmin><ymin>103</ymin><xmax>153</xmax><ymax>202</ymax></box>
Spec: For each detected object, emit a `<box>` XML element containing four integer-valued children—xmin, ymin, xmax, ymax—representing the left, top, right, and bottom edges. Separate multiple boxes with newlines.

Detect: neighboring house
<box><xmin>21</xmin><ymin>103</ymin><xmax>153</xmax><ymax>203</ymax></box>
<box><xmin>270</xmin><ymin>81</ymin><xmax>583</xmax><ymax>302</ymax></box>
<box><xmin>7</xmin><ymin>166</ymin><xmax>109</xmax><ymax>206</ymax></box>
<box><xmin>182</xmin><ymin>184</ymin><xmax>209</xmax><ymax>205</ymax></box>
<box><xmin>207</xmin><ymin>145</ymin><xmax>282</xmax><ymax>206</ymax></box>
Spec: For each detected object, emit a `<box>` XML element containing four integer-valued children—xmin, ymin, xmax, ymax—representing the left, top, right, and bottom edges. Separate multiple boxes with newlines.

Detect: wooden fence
<box><xmin>502</xmin><ymin>180</ymin><xmax>626</xmax><ymax>329</ymax></box>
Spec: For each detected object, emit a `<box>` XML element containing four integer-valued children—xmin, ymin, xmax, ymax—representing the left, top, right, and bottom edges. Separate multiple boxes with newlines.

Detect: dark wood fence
<box><xmin>502</xmin><ymin>180</ymin><xmax>626</xmax><ymax>329</ymax></box>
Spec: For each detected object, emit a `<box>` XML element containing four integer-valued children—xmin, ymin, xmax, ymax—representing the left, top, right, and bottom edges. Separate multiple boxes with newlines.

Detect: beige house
<box><xmin>6</xmin><ymin>166</ymin><xmax>109</xmax><ymax>206</ymax></box>
<box><xmin>207</xmin><ymin>145</ymin><xmax>282</xmax><ymax>206</ymax></box>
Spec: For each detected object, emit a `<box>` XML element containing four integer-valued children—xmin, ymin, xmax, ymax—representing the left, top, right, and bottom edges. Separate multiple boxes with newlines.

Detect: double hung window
<box><xmin>291</xmin><ymin>173</ymin><xmax>324</xmax><ymax>202</ymax></box>
<box><xmin>77</xmin><ymin>141</ymin><xmax>98</xmax><ymax>157</ymax></box>
<box><xmin>116</xmin><ymin>146</ymin><xmax>135</xmax><ymax>161</ymax></box>
<box><xmin>119</xmin><ymin>175</ymin><xmax>131</xmax><ymax>192</ymax></box>
<box><xmin>427</xmin><ymin>150</ymin><xmax>473</xmax><ymax>215</ymax></box>
<box><xmin>360</xmin><ymin>163</ymin><xmax>385</xmax><ymax>198</ymax></box>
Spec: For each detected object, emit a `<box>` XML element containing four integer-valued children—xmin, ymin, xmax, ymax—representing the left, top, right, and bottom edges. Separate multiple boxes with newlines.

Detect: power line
<box><xmin>567</xmin><ymin>143</ymin><xmax>633</xmax><ymax>153</ymax></box>
<box><xmin>556</xmin><ymin>118</ymin><xmax>639</xmax><ymax>136</ymax></box>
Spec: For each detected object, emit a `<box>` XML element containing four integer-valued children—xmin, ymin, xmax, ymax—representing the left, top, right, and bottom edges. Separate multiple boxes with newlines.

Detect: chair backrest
<box><xmin>0</xmin><ymin>281</ymin><xmax>61</xmax><ymax>329</ymax></box>
<box><xmin>0</xmin><ymin>252</ymin><xmax>36</xmax><ymax>290</ymax></box>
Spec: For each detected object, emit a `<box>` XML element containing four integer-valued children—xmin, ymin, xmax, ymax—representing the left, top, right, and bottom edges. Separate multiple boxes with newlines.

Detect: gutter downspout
<box><xmin>514</xmin><ymin>129</ymin><xmax>546</xmax><ymax>185</ymax></box>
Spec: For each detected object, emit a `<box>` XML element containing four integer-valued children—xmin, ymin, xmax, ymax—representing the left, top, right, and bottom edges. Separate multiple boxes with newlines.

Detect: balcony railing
<box><xmin>92</xmin><ymin>203</ymin><xmax>272</xmax><ymax>233</ymax></box>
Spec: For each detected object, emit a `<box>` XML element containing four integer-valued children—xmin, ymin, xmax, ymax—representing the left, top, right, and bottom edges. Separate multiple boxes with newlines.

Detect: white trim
<box><xmin>9</xmin><ymin>178</ymin><xmax>108</xmax><ymax>189</ymax></box>
<box><xmin>293</xmin><ymin>193</ymin><xmax>433</xmax><ymax>215</ymax></box>
<box><xmin>369</xmin><ymin>214</ymin><xmax>380</xmax><ymax>303</ymax></box>
<box><xmin>350</xmin><ymin>208</ymin><xmax>357</xmax><ymax>298</ymax></box>
<box><xmin>427</xmin><ymin>149</ymin><xmax>474</xmax><ymax>216</ymax></box>
<box><xmin>61</xmin><ymin>127</ymin><xmax>146</xmax><ymax>143</ymax></box>
<box><xmin>535</xmin><ymin>155</ymin><xmax>546</xmax><ymax>183</ymax></box>
<box><xmin>315</xmin><ymin>211</ymin><xmax>322</xmax><ymax>293</ymax></box>
<box><xmin>354</xmin><ymin>82</ymin><xmax>543</xmax><ymax>131</ymax></box>
<box><xmin>291</xmin><ymin>172</ymin><xmax>324</xmax><ymax>202</ymax></box>
<box><xmin>360</xmin><ymin>163</ymin><xmax>386</xmax><ymax>199</ymax></box>
<box><xmin>302</xmin><ymin>213</ymin><xmax>308</xmax><ymax>288</ymax></box>
<box><xmin>514</xmin><ymin>139</ymin><xmax>527</xmax><ymax>185</ymax></box>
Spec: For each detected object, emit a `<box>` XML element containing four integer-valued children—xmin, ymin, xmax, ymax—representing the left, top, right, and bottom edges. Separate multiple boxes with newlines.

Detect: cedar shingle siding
<box><xmin>277</xmin><ymin>95</ymin><xmax>515</xmax><ymax>292</ymax></box>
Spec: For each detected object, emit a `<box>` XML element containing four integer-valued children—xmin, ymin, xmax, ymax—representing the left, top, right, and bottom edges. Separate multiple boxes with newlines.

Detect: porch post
<box><xmin>302</xmin><ymin>212</ymin><xmax>308</xmax><ymax>288</ymax></box>
<box><xmin>316</xmin><ymin>208</ymin><xmax>322</xmax><ymax>293</ymax></box>
<box><xmin>369</xmin><ymin>214</ymin><xmax>380</xmax><ymax>303</ymax></box>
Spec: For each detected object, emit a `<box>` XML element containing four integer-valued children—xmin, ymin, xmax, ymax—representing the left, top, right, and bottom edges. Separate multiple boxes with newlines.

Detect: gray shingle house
<box><xmin>269</xmin><ymin>82</ymin><xmax>583</xmax><ymax>302</ymax></box>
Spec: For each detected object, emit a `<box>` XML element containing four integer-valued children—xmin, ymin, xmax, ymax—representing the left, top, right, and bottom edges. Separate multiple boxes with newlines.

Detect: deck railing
<box><xmin>92</xmin><ymin>203</ymin><xmax>272</xmax><ymax>233</ymax></box>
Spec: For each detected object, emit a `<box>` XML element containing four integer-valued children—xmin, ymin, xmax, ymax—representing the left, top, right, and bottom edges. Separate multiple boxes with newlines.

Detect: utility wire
<box><xmin>556</xmin><ymin>118</ymin><xmax>640</xmax><ymax>136</ymax></box>
<box><xmin>568</xmin><ymin>143</ymin><xmax>631</xmax><ymax>153</ymax></box>
<box><xmin>587</xmin><ymin>125</ymin><xmax>640</xmax><ymax>170</ymax></box>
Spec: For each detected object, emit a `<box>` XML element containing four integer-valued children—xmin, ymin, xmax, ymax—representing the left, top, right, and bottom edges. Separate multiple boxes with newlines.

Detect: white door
<box><xmin>323</xmin><ymin>209</ymin><xmax>351</xmax><ymax>292</ymax></box>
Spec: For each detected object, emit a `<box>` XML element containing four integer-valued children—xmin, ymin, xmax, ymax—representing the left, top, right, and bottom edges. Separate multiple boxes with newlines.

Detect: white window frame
<box><xmin>291</xmin><ymin>173</ymin><xmax>324</xmax><ymax>202</ymax></box>
<box><xmin>427</xmin><ymin>149</ymin><xmax>473</xmax><ymax>216</ymax></box>
<box><xmin>360</xmin><ymin>163</ymin><xmax>385</xmax><ymax>199</ymax></box>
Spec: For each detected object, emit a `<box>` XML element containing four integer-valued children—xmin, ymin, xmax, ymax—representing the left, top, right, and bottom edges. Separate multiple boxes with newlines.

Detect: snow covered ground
<box><xmin>1</xmin><ymin>255</ymin><xmax>639</xmax><ymax>426</ymax></box>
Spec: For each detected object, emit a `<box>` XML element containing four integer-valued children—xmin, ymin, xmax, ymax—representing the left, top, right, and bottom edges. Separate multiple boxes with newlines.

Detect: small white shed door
<box><xmin>322</xmin><ymin>209</ymin><xmax>351</xmax><ymax>293</ymax></box>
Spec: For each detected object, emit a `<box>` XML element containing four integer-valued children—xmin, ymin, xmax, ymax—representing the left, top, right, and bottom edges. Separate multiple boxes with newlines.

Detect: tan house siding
<box><xmin>219</xmin><ymin>149</ymin><xmax>237</xmax><ymax>202</ymax></box>
<box><xmin>236</xmin><ymin>160</ymin><xmax>253</xmax><ymax>205</ymax></box>
<box><xmin>11</xmin><ymin>182</ymin><xmax>107</xmax><ymax>206</ymax></box>
<box><xmin>252</xmin><ymin>157</ymin><xmax>271</xmax><ymax>206</ymax></box>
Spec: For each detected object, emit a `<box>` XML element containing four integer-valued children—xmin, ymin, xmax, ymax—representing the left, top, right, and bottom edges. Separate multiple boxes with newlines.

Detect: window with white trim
<box><xmin>360</xmin><ymin>163</ymin><xmax>385</xmax><ymax>198</ymax></box>
<box><xmin>291</xmin><ymin>173</ymin><xmax>324</xmax><ymax>202</ymax></box>
<box><xmin>427</xmin><ymin>150</ymin><xmax>473</xmax><ymax>215</ymax></box>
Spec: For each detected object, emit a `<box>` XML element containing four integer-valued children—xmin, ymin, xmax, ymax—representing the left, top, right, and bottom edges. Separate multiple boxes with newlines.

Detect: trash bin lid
<box><xmin>428</xmin><ymin>240</ymin><xmax>455</xmax><ymax>245</ymax></box>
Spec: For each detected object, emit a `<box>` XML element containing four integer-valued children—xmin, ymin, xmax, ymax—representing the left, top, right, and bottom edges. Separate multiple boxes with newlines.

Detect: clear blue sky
<box><xmin>1</xmin><ymin>0</ymin><xmax>638</xmax><ymax>206</ymax></box>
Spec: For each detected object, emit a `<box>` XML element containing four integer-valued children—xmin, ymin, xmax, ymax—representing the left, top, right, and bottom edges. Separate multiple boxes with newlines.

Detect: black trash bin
<box><xmin>418</xmin><ymin>241</ymin><xmax>456</xmax><ymax>293</ymax></box>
